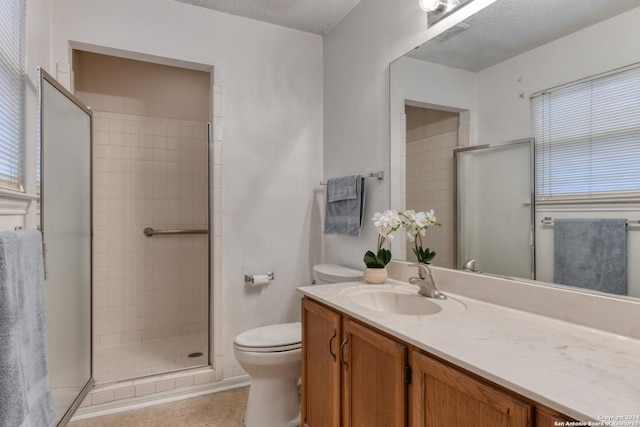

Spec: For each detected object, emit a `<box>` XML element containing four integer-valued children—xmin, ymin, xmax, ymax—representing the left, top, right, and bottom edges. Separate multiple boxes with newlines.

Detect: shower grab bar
<box><xmin>143</xmin><ymin>227</ymin><xmax>208</xmax><ymax>237</ymax></box>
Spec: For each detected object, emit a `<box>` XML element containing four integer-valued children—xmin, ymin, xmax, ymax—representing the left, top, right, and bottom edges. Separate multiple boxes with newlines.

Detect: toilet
<box><xmin>234</xmin><ymin>323</ymin><xmax>302</xmax><ymax>427</ymax></box>
<box><xmin>233</xmin><ymin>264</ymin><xmax>362</xmax><ymax>427</ymax></box>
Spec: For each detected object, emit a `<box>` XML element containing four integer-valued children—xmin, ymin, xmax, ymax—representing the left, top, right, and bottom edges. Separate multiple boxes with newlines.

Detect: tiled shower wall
<box><xmin>92</xmin><ymin>111</ymin><xmax>209</xmax><ymax>350</ymax></box>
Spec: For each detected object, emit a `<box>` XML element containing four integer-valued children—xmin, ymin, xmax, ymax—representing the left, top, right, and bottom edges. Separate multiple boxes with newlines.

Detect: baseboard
<box><xmin>71</xmin><ymin>374</ymin><xmax>250</xmax><ymax>421</ymax></box>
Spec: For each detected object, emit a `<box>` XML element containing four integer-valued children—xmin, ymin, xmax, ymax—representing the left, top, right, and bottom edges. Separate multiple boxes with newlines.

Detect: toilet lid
<box><xmin>234</xmin><ymin>322</ymin><xmax>301</xmax><ymax>352</ymax></box>
<box><xmin>313</xmin><ymin>264</ymin><xmax>362</xmax><ymax>282</ymax></box>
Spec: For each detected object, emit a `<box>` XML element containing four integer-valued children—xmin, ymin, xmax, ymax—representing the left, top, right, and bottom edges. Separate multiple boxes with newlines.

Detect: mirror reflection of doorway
<box><xmin>405</xmin><ymin>105</ymin><xmax>459</xmax><ymax>269</ymax></box>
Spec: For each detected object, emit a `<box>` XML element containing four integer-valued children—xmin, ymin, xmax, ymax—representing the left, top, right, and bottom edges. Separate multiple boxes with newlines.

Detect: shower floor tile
<box><xmin>94</xmin><ymin>333</ymin><xmax>209</xmax><ymax>383</ymax></box>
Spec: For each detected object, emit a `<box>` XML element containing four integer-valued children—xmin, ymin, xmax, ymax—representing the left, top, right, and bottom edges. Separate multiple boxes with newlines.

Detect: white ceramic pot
<box><xmin>363</xmin><ymin>267</ymin><xmax>388</xmax><ymax>284</ymax></box>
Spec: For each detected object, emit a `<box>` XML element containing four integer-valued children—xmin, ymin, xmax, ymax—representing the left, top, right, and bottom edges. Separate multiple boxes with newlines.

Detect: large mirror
<box><xmin>390</xmin><ymin>0</ymin><xmax>640</xmax><ymax>300</ymax></box>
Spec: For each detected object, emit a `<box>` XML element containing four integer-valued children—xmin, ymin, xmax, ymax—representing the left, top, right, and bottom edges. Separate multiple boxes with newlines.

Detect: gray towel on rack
<box><xmin>323</xmin><ymin>174</ymin><xmax>366</xmax><ymax>236</ymax></box>
<box><xmin>554</xmin><ymin>218</ymin><xmax>627</xmax><ymax>295</ymax></box>
<box><xmin>0</xmin><ymin>230</ymin><xmax>56</xmax><ymax>427</ymax></box>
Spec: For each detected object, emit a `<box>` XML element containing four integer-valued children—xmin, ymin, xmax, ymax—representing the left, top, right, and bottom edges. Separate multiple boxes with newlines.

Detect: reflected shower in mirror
<box><xmin>389</xmin><ymin>0</ymin><xmax>640</xmax><ymax>300</ymax></box>
<box><xmin>456</xmin><ymin>139</ymin><xmax>534</xmax><ymax>280</ymax></box>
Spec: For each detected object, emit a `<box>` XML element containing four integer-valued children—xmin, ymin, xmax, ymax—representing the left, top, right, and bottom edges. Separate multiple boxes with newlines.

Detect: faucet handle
<box><xmin>463</xmin><ymin>258</ymin><xmax>479</xmax><ymax>272</ymax></box>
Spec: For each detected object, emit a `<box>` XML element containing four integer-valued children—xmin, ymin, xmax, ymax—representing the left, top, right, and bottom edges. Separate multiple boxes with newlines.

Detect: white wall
<box><xmin>323</xmin><ymin>0</ymin><xmax>496</xmax><ymax>270</ymax></box>
<box><xmin>49</xmin><ymin>0</ymin><xmax>323</xmax><ymax>377</ymax></box>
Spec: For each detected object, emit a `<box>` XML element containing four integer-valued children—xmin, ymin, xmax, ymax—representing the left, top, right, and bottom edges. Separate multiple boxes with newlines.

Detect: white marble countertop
<box><xmin>298</xmin><ymin>280</ymin><xmax>640</xmax><ymax>423</ymax></box>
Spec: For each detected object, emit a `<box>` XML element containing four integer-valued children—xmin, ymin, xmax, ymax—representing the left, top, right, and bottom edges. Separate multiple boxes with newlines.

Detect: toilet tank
<box><xmin>313</xmin><ymin>264</ymin><xmax>363</xmax><ymax>284</ymax></box>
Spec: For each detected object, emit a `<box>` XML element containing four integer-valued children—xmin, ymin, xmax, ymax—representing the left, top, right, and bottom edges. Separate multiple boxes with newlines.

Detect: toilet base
<box><xmin>243</xmin><ymin>376</ymin><xmax>301</xmax><ymax>427</ymax></box>
<box><xmin>233</xmin><ymin>324</ymin><xmax>302</xmax><ymax>427</ymax></box>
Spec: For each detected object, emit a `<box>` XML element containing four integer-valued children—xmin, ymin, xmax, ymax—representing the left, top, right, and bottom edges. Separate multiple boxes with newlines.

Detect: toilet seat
<box><xmin>234</xmin><ymin>322</ymin><xmax>301</xmax><ymax>353</ymax></box>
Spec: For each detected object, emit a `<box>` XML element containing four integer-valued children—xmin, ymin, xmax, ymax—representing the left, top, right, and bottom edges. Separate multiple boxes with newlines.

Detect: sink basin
<box><xmin>340</xmin><ymin>285</ymin><xmax>467</xmax><ymax>317</ymax></box>
<box><xmin>351</xmin><ymin>291</ymin><xmax>442</xmax><ymax>315</ymax></box>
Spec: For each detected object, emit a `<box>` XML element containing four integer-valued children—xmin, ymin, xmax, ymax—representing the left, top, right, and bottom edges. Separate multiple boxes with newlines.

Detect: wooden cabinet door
<box><xmin>535</xmin><ymin>406</ymin><xmax>575</xmax><ymax>427</ymax></box>
<box><xmin>301</xmin><ymin>298</ymin><xmax>342</xmax><ymax>427</ymax></box>
<box><xmin>412</xmin><ymin>351</ymin><xmax>533</xmax><ymax>427</ymax></box>
<box><xmin>342</xmin><ymin>318</ymin><xmax>408</xmax><ymax>427</ymax></box>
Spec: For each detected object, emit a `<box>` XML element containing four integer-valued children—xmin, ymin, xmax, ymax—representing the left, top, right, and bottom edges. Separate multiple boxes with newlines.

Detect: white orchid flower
<box><xmin>398</xmin><ymin>209</ymin><xmax>442</xmax><ymax>263</ymax></box>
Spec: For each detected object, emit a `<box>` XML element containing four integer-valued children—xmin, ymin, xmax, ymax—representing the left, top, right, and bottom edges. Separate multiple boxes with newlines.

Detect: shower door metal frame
<box><xmin>39</xmin><ymin>68</ymin><xmax>94</xmax><ymax>426</ymax></box>
<box><xmin>207</xmin><ymin>118</ymin><xmax>212</xmax><ymax>370</ymax></box>
<box><xmin>454</xmin><ymin>138</ymin><xmax>536</xmax><ymax>280</ymax></box>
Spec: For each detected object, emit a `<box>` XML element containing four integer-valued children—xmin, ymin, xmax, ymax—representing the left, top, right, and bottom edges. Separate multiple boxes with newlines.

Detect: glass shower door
<box><xmin>40</xmin><ymin>69</ymin><xmax>93</xmax><ymax>425</ymax></box>
<box><xmin>455</xmin><ymin>139</ymin><xmax>534</xmax><ymax>279</ymax></box>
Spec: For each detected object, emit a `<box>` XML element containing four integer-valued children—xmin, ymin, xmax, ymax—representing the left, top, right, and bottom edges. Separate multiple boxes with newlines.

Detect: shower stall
<box><xmin>73</xmin><ymin>51</ymin><xmax>211</xmax><ymax>384</ymax></box>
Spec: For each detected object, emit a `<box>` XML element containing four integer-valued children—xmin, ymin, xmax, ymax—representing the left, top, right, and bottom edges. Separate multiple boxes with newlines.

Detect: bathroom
<box><xmin>1</xmin><ymin>0</ymin><xmax>640</xmax><ymax>426</ymax></box>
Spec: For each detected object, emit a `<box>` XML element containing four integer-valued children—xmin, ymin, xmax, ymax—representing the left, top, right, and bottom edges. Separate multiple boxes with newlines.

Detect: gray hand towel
<box><xmin>323</xmin><ymin>174</ymin><xmax>366</xmax><ymax>236</ymax></box>
<box><xmin>554</xmin><ymin>218</ymin><xmax>627</xmax><ymax>295</ymax></box>
<box><xmin>0</xmin><ymin>230</ymin><xmax>56</xmax><ymax>427</ymax></box>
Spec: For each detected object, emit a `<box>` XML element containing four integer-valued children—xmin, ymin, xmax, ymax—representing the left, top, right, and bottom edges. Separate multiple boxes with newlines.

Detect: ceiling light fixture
<box><xmin>420</xmin><ymin>0</ymin><xmax>472</xmax><ymax>26</ymax></box>
<box><xmin>418</xmin><ymin>0</ymin><xmax>447</xmax><ymax>12</ymax></box>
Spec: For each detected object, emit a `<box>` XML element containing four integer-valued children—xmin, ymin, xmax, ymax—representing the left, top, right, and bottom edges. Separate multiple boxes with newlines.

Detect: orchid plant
<box><xmin>364</xmin><ymin>210</ymin><xmax>403</xmax><ymax>268</ymax></box>
<box><xmin>365</xmin><ymin>209</ymin><xmax>442</xmax><ymax>268</ymax></box>
<box><xmin>401</xmin><ymin>209</ymin><xmax>442</xmax><ymax>264</ymax></box>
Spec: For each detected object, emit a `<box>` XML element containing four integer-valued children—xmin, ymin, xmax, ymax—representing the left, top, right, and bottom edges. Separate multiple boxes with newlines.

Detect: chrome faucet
<box><xmin>409</xmin><ymin>263</ymin><xmax>447</xmax><ymax>300</ymax></box>
<box><xmin>462</xmin><ymin>258</ymin><xmax>480</xmax><ymax>273</ymax></box>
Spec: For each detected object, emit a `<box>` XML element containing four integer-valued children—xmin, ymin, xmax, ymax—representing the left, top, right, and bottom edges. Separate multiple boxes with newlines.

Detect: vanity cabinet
<box><xmin>301</xmin><ymin>297</ymin><xmax>341</xmax><ymax>427</ymax></box>
<box><xmin>342</xmin><ymin>318</ymin><xmax>408</xmax><ymax>426</ymax></box>
<box><xmin>534</xmin><ymin>406</ymin><xmax>576</xmax><ymax>427</ymax></box>
<box><xmin>301</xmin><ymin>298</ymin><xmax>408</xmax><ymax>427</ymax></box>
<box><xmin>412</xmin><ymin>351</ymin><xmax>533</xmax><ymax>427</ymax></box>
<box><xmin>302</xmin><ymin>297</ymin><xmax>575</xmax><ymax>427</ymax></box>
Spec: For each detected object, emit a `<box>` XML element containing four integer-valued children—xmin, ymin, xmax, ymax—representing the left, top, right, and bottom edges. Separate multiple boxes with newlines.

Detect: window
<box><xmin>0</xmin><ymin>0</ymin><xmax>26</xmax><ymax>191</ymax></box>
<box><xmin>531</xmin><ymin>64</ymin><xmax>640</xmax><ymax>201</ymax></box>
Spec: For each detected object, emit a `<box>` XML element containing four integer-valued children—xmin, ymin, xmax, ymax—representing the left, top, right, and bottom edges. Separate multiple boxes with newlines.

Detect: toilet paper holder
<box><xmin>244</xmin><ymin>272</ymin><xmax>275</xmax><ymax>284</ymax></box>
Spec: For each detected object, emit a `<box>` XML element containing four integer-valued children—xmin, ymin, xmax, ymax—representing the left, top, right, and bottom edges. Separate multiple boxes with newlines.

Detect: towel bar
<box><xmin>320</xmin><ymin>171</ymin><xmax>384</xmax><ymax>185</ymax></box>
<box><xmin>541</xmin><ymin>217</ymin><xmax>640</xmax><ymax>229</ymax></box>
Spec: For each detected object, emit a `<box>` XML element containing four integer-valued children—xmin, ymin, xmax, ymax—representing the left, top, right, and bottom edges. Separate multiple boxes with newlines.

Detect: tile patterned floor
<box><xmin>94</xmin><ymin>334</ymin><xmax>209</xmax><ymax>383</ymax></box>
<box><xmin>69</xmin><ymin>386</ymin><xmax>248</xmax><ymax>427</ymax></box>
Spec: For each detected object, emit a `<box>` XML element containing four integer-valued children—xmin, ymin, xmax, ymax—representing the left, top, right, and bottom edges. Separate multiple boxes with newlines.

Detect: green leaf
<box><xmin>364</xmin><ymin>248</ymin><xmax>392</xmax><ymax>268</ymax></box>
<box><xmin>364</xmin><ymin>250</ymin><xmax>385</xmax><ymax>268</ymax></box>
<box><xmin>377</xmin><ymin>248</ymin><xmax>392</xmax><ymax>266</ymax></box>
<box><xmin>413</xmin><ymin>247</ymin><xmax>436</xmax><ymax>263</ymax></box>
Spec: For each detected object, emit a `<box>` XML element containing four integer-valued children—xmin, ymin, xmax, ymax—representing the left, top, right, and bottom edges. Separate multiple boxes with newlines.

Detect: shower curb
<box><xmin>71</xmin><ymin>370</ymin><xmax>249</xmax><ymax>421</ymax></box>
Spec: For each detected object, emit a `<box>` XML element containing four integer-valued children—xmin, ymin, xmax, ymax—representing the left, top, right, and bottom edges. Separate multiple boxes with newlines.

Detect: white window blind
<box><xmin>531</xmin><ymin>64</ymin><xmax>640</xmax><ymax>201</ymax></box>
<box><xmin>0</xmin><ymin>0</ymin><xmax>25</xmax><ymax>191</ymax></box>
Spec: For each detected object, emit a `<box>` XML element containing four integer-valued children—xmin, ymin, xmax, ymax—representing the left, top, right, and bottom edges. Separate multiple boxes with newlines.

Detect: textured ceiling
<box><xmin>408</xmin><ymin>0</ymin><xmax>640</xmax><ymax>72</ymax></box>
<box><xmin>174</xmin><ymin>0</ymin><xmax>363</xmax><ymax>35</ymax></box>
